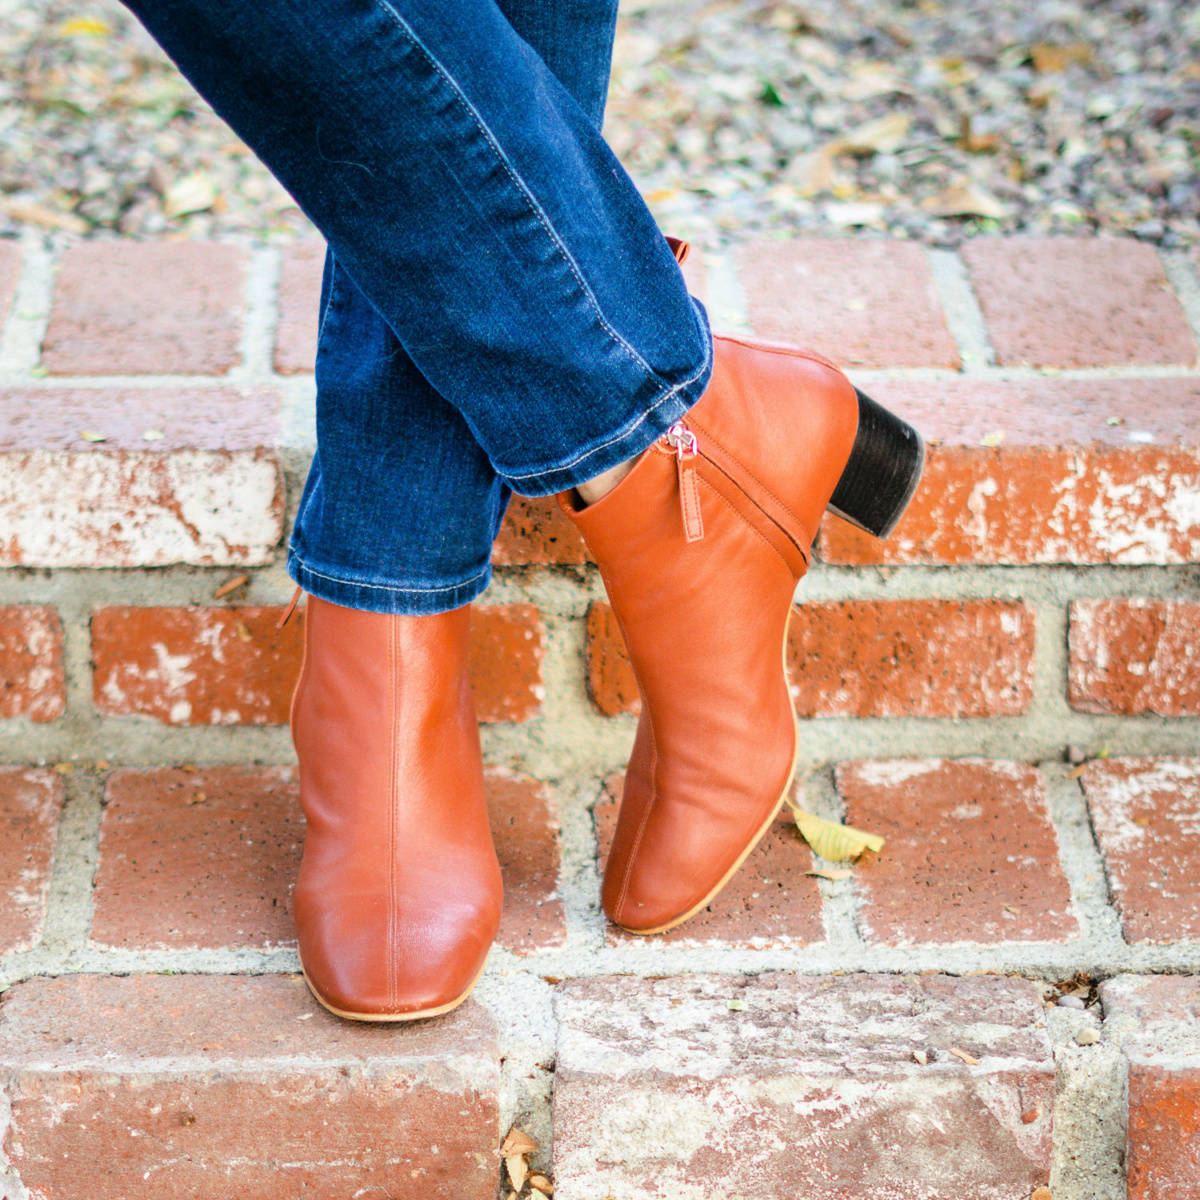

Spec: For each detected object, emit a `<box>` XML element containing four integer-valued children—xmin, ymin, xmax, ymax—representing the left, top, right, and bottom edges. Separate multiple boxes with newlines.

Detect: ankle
<box><xmin>575</xmin><ymin>453</ymin><xmax>639</xmax><ymax>506</ymax></box>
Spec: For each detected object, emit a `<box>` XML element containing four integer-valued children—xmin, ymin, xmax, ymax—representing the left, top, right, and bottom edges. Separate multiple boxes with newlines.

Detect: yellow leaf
<box><xmin>58</xmin><ymin>17</ymin><xmax>112</xmax><ymax>36</ymax></box>
<box><xmin>788</xmin><ymin>801</ymin><xmax>884</xmax><ymax>861</ymax></box>
<box><xmin>922</xmin><ymin>184</ymin><xmax>1008</xmax><ymax>220</ymax></box>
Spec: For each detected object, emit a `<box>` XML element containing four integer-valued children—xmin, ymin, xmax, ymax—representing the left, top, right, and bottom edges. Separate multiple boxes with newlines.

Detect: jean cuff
<box><xmin>287</xmin><ymin>547</ymin><xmax>492</xmax><ymax>615</ymax></box>
<box><xmin>499</xmin><ymin>296</ymin><xmax>714</xmax><ymax>497</ymax></box>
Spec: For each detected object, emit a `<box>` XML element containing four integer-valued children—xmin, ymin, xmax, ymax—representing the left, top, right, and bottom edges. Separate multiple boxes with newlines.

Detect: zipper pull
<box><xmin>664</xmin><ymin>421</ymin><xmax>704</xmax><ymax>542</ymax></box>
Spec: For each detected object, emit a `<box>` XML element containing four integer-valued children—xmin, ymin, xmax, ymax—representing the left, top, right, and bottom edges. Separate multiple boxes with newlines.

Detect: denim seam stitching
<box><xmin>374</xmin><ymin>0</ymin><xmax>661</xmax><ymax>382</ymax></box>
<box><xmin>502</xmin><ymin>298</ymin><xmax>712</xmax><ymax>482</ymax></box>
<box><xmin>292</xmin><ymin>556</ymin><xmax>490</xmax><ymax>595</ymax></box>
<box><xmin>314</xmin><ymin>252</ymin><xmax>339</xmax><ymax>351</ymax></box>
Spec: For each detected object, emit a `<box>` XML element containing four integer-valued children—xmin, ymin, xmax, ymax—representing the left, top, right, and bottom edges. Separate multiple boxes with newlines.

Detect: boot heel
<box><xmin>827</xmin><ymin>388</ymin><xmax>925</xmax><ymax>540</ymax></box>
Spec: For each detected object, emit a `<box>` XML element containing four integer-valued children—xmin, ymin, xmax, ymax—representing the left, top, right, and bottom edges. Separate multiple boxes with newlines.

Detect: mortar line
<box><xmin>0</xmin><ymin>236</ymin><xmax>55</xmax><ymax>377</ymax></box>
<box><xmin>924</xmin><ymin>246</ymin><xmax>994</xmax><ymax>372</ymax></box>
<box><xmin>35</xmin><ymin>768</ymin><xmax>103</xmax><ymax>954</ymax></box>
<box><xmin>703</xmin><ymin>242</ymin><xmax>752</xmax><ymax>334</ymax></box>
<box><xmin>231</xmin><ymin>243</ymin><xmax>281</xmax><ymax>381</ymax></box>
<box><xmin>1160</xmin><ymin>247</ymin><xmax>1200</xmax><ymax>356</ymax></box>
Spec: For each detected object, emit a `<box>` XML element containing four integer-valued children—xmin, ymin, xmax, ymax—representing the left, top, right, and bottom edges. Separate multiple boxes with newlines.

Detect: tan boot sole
<box><xmin>615</xmin><ymin>616</ymin><xmax>800</xmax><ymax>937</ymax></box>
<box><xmin>300</xmin><ymin>958</ymin><xmax>487</xmax><ymax>1023</ymax></box>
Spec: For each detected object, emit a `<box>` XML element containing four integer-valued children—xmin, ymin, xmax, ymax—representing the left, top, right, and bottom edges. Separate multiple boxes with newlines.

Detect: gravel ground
<box><xmin>0</xmin><ymin>0</ymin><xmax>1197</xmax><ymax>246</ymax></box>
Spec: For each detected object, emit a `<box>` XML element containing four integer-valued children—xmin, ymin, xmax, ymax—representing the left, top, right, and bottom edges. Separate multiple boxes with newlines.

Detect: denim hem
<box><xmin>287</xmin><ymin>548</ymin><xmax>492</xmax><ymax>615</ymax></box>
<box><xmin>497</xmin><ymin>295</ymin><xmax>715</xmax><ymax>497</ymax></box>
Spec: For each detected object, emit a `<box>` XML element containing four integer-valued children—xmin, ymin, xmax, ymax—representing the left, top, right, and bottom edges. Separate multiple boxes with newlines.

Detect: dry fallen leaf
<box><xmin>787</xmin><ymin>800</ymin><xmax>884</xmax><ymax>861</ymax></box>
<box><xmin>79</xmin><ymin>430</ymin><xmax>108</xmax><ymax>443</ymax></box>
<box><xmin>840</xmin><ymin>111</ymin><xmax>911</xmax><ymax>154</ymax></box>
<box><xmin>1022</xmin><ymin>1106</ymin><xmax>1042</xmax><ymax>1124</ymax></box>
<box><xmin>163</xmin><ymin>171</ymin><xmax>218</xmax><ymax>218</ymax></box>
<box><xmin>922</xmin><ymin>184</ymin><xmax>1008</xmax><ymax>220</ymax></box>
<box><xmin>913</xmin><ymin>1049</ymin><xmax>928</xmax><ymax>1065</ymax></box>
<box><xmin>949</xmin><ymin>1046</ymin><xmax>980</xmax><ymax>1065</ymax></box>
<box><xmin>529</xmin><ymin>1174</ymin><xmax>554</xmax><ymax>1195</ymax></box>
<box><xmin>500</xmin><ymin>1127</ymin><xmax>538</xmax><ymax>1194</ymax></box>
<box><xmin>785</xmin><ymin>145</ymin><xmax>838</xmax><ymax>196</ymax></box>
<box><xmin>507</xmin><ymin>1155</ymin><xmax>529</xmax><ymax>1193</ymax></box>
<box><xmin>186</xmin><ymin>791</ymin><xmax>207</xmax><ymax>805</ymax></box>
<box><xmin>213</xmin><ymin>574</ymin><xmax>250</xmax><ymax>600</ymax></box>
<box><xmin>234</xmin><ymin>621</ymin><xmax>253</xmax><ymax>643</ymax></box>
<box><xmin>2</xmin><ymin>199</ymin><xmax>89</xmax><ymax>235</ymax></box>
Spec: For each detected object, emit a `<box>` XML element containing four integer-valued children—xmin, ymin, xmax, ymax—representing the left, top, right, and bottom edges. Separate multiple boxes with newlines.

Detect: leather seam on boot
<box><xmin>696</xmin><ymin>475</ymin><xmax>796</xmax><ymax>576</ymax></box>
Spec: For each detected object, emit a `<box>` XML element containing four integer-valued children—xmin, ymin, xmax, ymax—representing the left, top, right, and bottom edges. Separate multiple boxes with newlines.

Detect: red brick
<box><xmin>585</xmin><ymin>602</ymin><xmax>639</xmax><ymax>716</ymax></box>
<box><xmin>1070</xmin><ymin>599</ymin><xmax>1200</xmax><ymax>716</ymax></box>
<box><xmin>0</xmin><ymin>241</ymin><xmax>19</xmax><ymax>327</ymax></box>
<box><xmin>274</xmin><ymin>237</ymin><xmax>324</xmax><ymax>374</ymax></box>
<box><xmin>738</xmin><ymin>237</ymin><xmax>959</xmax><ymax>368</ymax></box>
<box><xmin>595</xmin><ymin>774</ymin><xmax>822</xmax><ymax>947</ymax></box>
<box><xmin>90</xmin><ymin>765</ymin><xmax>560</xmax><ymax>956</ymax></box>
<box><xmin>469</xmin><ymin>603</ymin><xmax>544</xmax><ymax>723</ymax></box>
<box><xmin>817</xmin><ymin>377</ymin><xmax>1200</xmax><ymax>566</ymax></box>
<box><xmin>0</xmin><ymin>768</ymin><xmax>63</xmax><ymax>955</ymax></box>
<box><xmin>587</xmin><ymin>598</ymin><xmax>1034</xmax><ymax>719</ymax></box>
<box><xmin>0</xmin><ymin>387</ymin><xmax>285</xmax><ymax>568</ymax></box>
<box><xmin>788</xmin><ymin>599</ymin><xmax>1034</xmax><ymax>718</ymax></box>
<box><xmin>42</xmin><ymin>242</ymin><xmax>248</xmax><ymax>375</ymax></box>
<box><xmin>1100</xmin><ymin>975</ymin><xmax>1200</xmax><ymax>1200</ymax></box>
<box><xmin>1082</xmin><ymin>757</ymin><xmax>1200</xmax><ymax>944</ymax></box>
<box><xmin>492</xmin><ymin>494</ymin><xmax>589</xmax><ymax>566</ymax></box>
<box><xmin>554</xmin><ymin>973</ymin><xmax>1053</xmax><ymax>1199</ymax></box>
<box><xmin>92</xmin><ymin>607</ymin><xmax>304</xmax><ymax>726</ymax></box>
<box><xmin>962</xmin><ymin>236</ymin><xmax>1197</xmax><ymax>367</ymax></box>
<box><xmin>91</xmin><ymin>766</ymin><xmax>303</xmax><ymax>950</ymax></box>
<box><xmin>0</xmin><ymin>973</ymin><xmax>500</xmax><ymax>1200</ymax></box>
<box><xmin>488</xmin><ymin>773</ymin><xmax>564</xmax><ymax>953</ymax></box>
<box><xmin>839</xmin><ymin>759</ymin><xmax>1078</xmax><ymax>946</ymax></box>
<box><xmin>0</xmin><ymin>606</ymin><xmax>65</xmax><ymax>722</ymax></box>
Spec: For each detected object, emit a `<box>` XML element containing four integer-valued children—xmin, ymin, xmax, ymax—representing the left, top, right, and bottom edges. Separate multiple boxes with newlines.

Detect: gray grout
<box><xmin>1160</xmin><ymin>247</ymin><xmax>1200</xmax><ymax>358</ymax></box>
<box><xmin>924</xmin><ymin>246</ymin><xmax>995</xmax><ymax>372</ymax></box>
<box><xmin>231</xmin><ymin>244</ymin><xmax>281</xmax><ymax>381</ymax></box>
<box><xmin>0</xmin><ymin>234</ymin><xmax>55</xmax><ymax>377</ymax></box>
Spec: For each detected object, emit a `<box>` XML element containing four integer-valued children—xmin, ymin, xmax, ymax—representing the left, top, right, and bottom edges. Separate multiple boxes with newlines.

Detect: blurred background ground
<box><xmin>0</xmin><ymin>0</ymin><xmax>1197</xmax><ymax>247</ymax></box>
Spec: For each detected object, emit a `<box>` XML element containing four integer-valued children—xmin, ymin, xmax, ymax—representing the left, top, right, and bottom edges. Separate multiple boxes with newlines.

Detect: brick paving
<box><xmin>0</xmin><ymin>232</ymin><xmax>1198</xmax><ymax>1198</ymax></box>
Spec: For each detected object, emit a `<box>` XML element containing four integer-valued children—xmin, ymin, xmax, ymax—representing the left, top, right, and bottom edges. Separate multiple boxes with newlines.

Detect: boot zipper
<box><xmin>664</xmin><ymin>421</ymin><xmax>704</xmax><ymax>542</ymax></box>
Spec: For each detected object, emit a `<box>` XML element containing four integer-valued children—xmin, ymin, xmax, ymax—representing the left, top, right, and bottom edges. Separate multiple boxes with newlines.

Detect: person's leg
<box><xmin>122</xmin><ymin>0</ymin><xmax>711</xmax><ymax>512</ymax></box>
<box><xmin>289</xmin><ymin>0</ymin><xmax>622</xmax><ymax>614</ymax></box>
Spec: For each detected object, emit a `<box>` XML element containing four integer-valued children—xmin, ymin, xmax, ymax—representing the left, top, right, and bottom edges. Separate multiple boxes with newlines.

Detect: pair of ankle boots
<box><xmin>290</xmin><ymin>331</ymin><xmax>924</xmax><ymax>1021</ymax></box>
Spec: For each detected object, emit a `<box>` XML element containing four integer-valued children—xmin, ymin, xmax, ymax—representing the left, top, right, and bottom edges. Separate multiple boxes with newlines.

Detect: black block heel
<box><xmin>827</xmin><ymin>388</ymin><xmax>925</xmax><ymax>540</ymax></box>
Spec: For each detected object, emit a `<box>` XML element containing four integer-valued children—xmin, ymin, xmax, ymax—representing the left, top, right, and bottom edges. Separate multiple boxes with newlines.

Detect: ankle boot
<box><xmin>289</xmin><ymin>595</ymin><xmax>502</xmax><ymax>1019</ymax></box>
<box><xmin>562</xmin><ymin>335</ymin><xmax>923</xmax><ymax>934</ymax></box>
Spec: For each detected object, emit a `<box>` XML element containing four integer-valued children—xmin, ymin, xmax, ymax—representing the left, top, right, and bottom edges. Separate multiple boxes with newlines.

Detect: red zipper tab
<box><xmin>664</xmin><ymin>422</ymin><xmax>704</xmax><ymax>542</ymax></box>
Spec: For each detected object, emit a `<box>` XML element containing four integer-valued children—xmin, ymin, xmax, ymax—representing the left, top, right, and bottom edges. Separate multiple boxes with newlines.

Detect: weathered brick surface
<box><xmin>585</xmin><ymin>602</ymin><xmax>639</xmax><ymax>716</ymax></box>
<box><xmin>0</xmin><ymin>606</ymin><xmax>65</xmax><ymax>722</ymax></box>
<box><xmin>90</xmin><ymin>602</ymin><xmax>542</xmax><ymax>726</ymax></box>
<box><xmin>554</xmin><ymin>973</ymin><xmax>1053</xmax><ymax>1200</ymax></box>
<box><xmin>788</xmin><ymin>599</ymin><xmax>1034</xmax><ymax>717</ymax></box>
<box><xmin>1070</xmin><ymin>599</ymin><xmax>1200</xmax><ymax>716</ymax></box>
<box><xmin>470</xmin><ymin>604</ymin><xmax>544</xmax><ymax>723</ymax></box>
<box><xmin>90</xmin><ymin>766</ymin><xmax>558</xmax><ymax>955</ymax></box>
<box><xmin>588</xmin><ymin>599</ymin><xmax>1034</xmax><ymax>719</ymax></box>
<box><xmin>738</xmin><ymin>237</ymin><xmax>959</xmax><ymax>367</ymax></box>
<box><xmin>0</xmin><ymin>768</ymin><xmax>63</xmax><ymax>955</ymax></box>
<box><xmin>840</xmin><ymin>760</ymin><xmax>1078</xmax><ymax>946</ymax></box>
<box><xmin>91</xmin><ymin>767</ymin><xmax>303</xmax><ymax>950</ymax></box>
<box><xmin>595</xmin><ymin>775</ymin><xmax>823</xmax><ymax>947</ymax></box>
<box><xmin>0</xmin><ymin>973</ymin><xmax>501</xmax><ymax>1200</ymax></box>
<box><xmin>1101</xmin><ymin>975</ymin><xmax>1200</xmax><ymax>1200</ymax></box>
<box><xmin>818</xmin><ymin>377</ymin><xmax>1200</xmax><ymax>565</ymax></box>
<box><xmin>1083</xmin><ymin>758</ymin><xmax>1200</xmax><ymax>944</ymax></box>
<box><xmin>488</xmin><ymin>773</ymin><xmax>565</xmax><ymax>953</ymax></box>
<box><xmin>0</xmin><ymin>241</ymin><xmax>19</xmax><ymax>326</ymax></box>
<box><xmin>962</xmin><ymin>236</ymin><xmax>1197</xmax><ymax>367</ymax></box>
<box><xmin>274</xmin><ymin>237</ymin><xmax>324</xmax><ymax>374</ymax></box>
<box><xmin>0</xmin><ymin>387</ymin><xmax>284</xmax><ymax>567</ymax></box>
<box><xmin>92</xmin><ymin>607</ymin><xmax>304</xmax><ymax>726</ymax></box>
<box><xmin>41</xmin><ymin>242</ymin><xmax>248</xmax><ymax>375</ymax></box>
<box><xmin>492</xmin><ymin>495</ymin><xmax>589</xmax><ymax>566</ymax></box>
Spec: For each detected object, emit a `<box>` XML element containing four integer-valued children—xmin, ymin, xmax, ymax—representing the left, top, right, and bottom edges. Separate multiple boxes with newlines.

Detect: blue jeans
<box><xmin>122</xmin><ymin>0</ymin><xmax>713</xmax><ymax>612</ymax></box>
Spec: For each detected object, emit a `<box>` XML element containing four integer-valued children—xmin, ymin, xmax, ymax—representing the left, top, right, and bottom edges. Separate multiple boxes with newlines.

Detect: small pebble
<box><xmin>1075</xmin><ymin>1027</ymin><xmax>1101</xmax><ymax>1046</ymax></box>
<box><xmin>1056</xmin><ymin>994</ymin><xmax>1086</xmax><ymax>1009</ymax></box>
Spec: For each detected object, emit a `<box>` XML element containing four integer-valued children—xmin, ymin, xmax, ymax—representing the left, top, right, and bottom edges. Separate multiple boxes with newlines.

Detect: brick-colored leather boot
<box><xmin>289</xmin><ymin>596</ymin><xmax>502</xmax><ymax>1019</ymax></box>
<box><xmin>562</xmin><ymin>334</ymin><xmax>923</xmax><ymax>934</ymax></box>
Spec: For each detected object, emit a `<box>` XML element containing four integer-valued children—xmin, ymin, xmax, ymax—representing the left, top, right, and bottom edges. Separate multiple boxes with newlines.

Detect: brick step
<box><xmin>0</xmin><ymin>970</ymin><xmax>1195</xmax><ymax>1199</ymax></box>
<box><xmin>5</xmin><ymin>759</ymin><xmax>1200</xmax><ymax>959</ymax></box>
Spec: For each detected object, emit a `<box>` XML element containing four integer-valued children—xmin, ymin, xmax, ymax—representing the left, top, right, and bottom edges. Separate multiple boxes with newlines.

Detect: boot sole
<box><xmin>827</xmin><ymin>387</ymin><xmax>925</xmax><ymax>540</ymax></box>
<box><xmin>300</xmin><ymin>958</ymin><xmax>487</xmax><ymax>1023</ymax></box>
